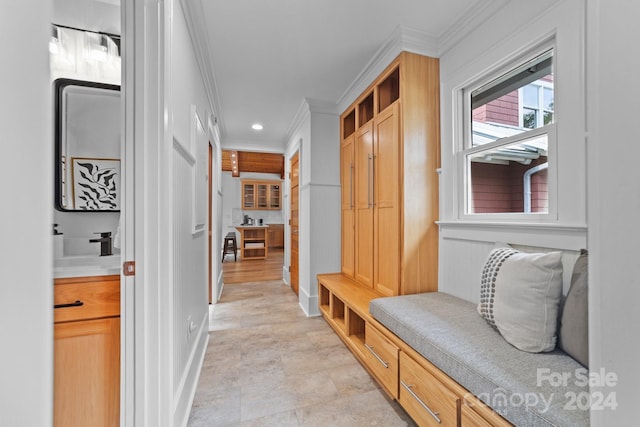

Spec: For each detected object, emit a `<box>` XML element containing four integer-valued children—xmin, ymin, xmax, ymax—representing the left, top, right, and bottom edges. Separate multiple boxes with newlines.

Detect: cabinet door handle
<box><xmin>372</xmin><ymin>154</ymin><xmax>376</xmax><ymax>207</ymax></box>
<box><xmin>401</xmin><ymin>381</ymin><xmax>441</xmax><ymax>423</ymax></box>
<box><xmin>364</xmin><ymin>343</ymin><xmax>389</xmax><ymax>368</ymax></box>
<box><xmin>349</xmin><ymin>162</ymin><xmax>354</xmax><ymax>209</ymax></box>
<box><xmin>367</xmin><ymin>154</ymin><xmax>373</xmax><ymax>208</ymax></box>
<box><xmin>54</xmin><ymin>300</ymin><xmax>84</xmax><ymax>309</ymax></box>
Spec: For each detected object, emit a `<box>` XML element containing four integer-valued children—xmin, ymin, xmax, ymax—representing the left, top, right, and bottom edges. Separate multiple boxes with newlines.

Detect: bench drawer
<box><xmin>462</xmin><ymin>404</ymin><xmax>493</xmax><ymax>427</ymax></box>
<box><xmin>461</xmin><ymin>397</ymin><xmax>513</xmax><ymax>427</ymax></box>
<box><xmin>363</xmin><ymin>323</ymin><xmax>399</xmax><ymax>397</ymax></box>
<box><xmin>399</xmin><ymin>351</ymin><xmax>459</xmax><ymax>427</ymax></box>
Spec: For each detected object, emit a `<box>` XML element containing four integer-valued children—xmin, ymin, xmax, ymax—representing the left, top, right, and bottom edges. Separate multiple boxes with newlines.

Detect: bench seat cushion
<box><xmin>370</xmin><ymin>292</ymin><xmax>589</xmax><ymax>427</ymax></box>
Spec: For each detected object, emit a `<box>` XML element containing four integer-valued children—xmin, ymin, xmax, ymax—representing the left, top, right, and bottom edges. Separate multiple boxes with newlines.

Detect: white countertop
<box><xmin>54</xmin><ymin>255</ymin><xmax>121</xmax><ymax>278</ymax></box>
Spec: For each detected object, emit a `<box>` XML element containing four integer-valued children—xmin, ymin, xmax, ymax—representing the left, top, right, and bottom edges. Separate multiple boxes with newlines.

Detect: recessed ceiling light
<box><xmin>251</xmin><ymin>123</ymin><xmax>263</xmax><ymax>131</ymax></box>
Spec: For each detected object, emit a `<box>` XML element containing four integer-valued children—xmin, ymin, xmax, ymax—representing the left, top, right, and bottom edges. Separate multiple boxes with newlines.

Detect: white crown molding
<box><xmin>306</xmin><ymin>98</ymin><xmax>339</xmax><ymax>115</ymax></box>
<box><xmin>336</xmin><ymin>25</ymin><xmax>438</xmax><ymax>113</ymax></box>
<box><xmin>437</xmin><ymin>0</ymin><xmax>510</xmax><ymax>56</ymax></box>
<box><xmin>180</xmin><ymin>0</ymin><xmax>226</xmax><ymax>137</ymax></box>
<box><xmin>286</xmin><ymin>98</ymin><xmax>311</xmax><ymax>142</ymax></box>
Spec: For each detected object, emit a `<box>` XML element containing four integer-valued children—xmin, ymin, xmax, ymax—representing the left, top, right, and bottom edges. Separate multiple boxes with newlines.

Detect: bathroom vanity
<box><xmin>53</xmin><ymin>260</ymin><xmax>120</xmax><ymax>427</ymax></box>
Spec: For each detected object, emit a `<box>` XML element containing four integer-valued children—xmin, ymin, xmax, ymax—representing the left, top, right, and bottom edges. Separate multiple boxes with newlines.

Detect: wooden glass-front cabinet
<box><xmin>242</xmin><ymin>179</ymin><xmax>281</xmax><ymax>210</ymax></box>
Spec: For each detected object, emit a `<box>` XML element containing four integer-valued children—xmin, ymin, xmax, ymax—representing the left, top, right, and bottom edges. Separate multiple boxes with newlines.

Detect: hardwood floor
<box><xmin>222</xmin><ymin>248</ymin><xmax>284</xmax><ymax>284</ymax></box>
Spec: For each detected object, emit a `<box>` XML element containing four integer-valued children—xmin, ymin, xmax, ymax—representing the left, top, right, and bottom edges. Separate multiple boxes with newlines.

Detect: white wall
<box><xmin>586</xmin><ymin>0</ymin><xmax>640</xmax><ymax>424</ymax></box>
<box><xmin>125</xmin><ymin>0</ymin><xmax>216</xmax><ymax>424</ymax></box>
<box><xmin>0</xmin><ymin>1</ymin><xmax>53</xmax><ymax>426</ymax></box>
<box><xmin>286</xmin><ymin>100</ymin><xmax>341</xmax><ymax>316</ymax></box>
<box><xmin>438</xmin><ymin>0</ymin><xmax>640</xmax><ymax>422</ymax></box>
<box><xmin>169</xmin><ymin>1</ymin><xmax>213</xmax><ymax>425</ymax></box>
<box><xmin>53</xmin><ymin>0</ymin><xmax>120</xmax><ymax>34</ymax></box>
<box><xmin>438</xmin><ymin>0</ymin><xmax>587</xmax><ymax>302</ymax></box>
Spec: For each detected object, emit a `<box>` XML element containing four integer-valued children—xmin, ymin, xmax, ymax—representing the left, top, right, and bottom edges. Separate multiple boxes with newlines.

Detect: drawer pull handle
<box><xmin>401</xmin><ymin>380</ymin><xmax>441</xmax><ymax>424</ymax></box>
<box><xmin>54</xmin><ymin>300</ymin><xmax>84</xmax><ymax>309</ymax></box>
<box><xmin>364</xmin><ymin>343</ymin><xmax>389</xmax><ymax>368</ymax></box>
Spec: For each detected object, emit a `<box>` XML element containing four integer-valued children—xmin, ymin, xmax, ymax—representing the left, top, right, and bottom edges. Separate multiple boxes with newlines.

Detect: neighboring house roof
<box><xmin>471</xmin><ymin>121</ymin><xmax>548</xmax><ymax>165</ymax></box>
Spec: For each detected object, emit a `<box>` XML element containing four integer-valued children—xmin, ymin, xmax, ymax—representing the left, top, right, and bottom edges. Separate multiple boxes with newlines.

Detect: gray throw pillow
<box><xmin>478</xmin><ymin>247</ymin><xmax>563</xmax><ymax>353</ymax></box>
<box><xmin>558</xmin><ymin>249</ymin><xmax>589</xmax><ymax>367</ymax></box>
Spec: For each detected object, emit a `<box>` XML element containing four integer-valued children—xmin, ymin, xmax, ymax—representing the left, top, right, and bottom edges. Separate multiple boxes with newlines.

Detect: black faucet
<box><xmin>90</xmin><ymin>232</ymin><xmax>113</xmax><ymax>256</ymax></box>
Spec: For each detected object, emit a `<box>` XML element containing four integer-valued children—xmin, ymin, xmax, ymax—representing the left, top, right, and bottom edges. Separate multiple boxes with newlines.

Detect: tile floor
<box><xmin>187</xmin><ymin>280</ymin><xmax>416</xmax><ymax>426</ymax></box>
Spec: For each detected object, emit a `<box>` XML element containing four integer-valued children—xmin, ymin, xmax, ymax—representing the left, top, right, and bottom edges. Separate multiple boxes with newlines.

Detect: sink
<box><xmin>54</xmin><ymin>255</ymin><xmax>121</xmax><ymax>278</ymax></box>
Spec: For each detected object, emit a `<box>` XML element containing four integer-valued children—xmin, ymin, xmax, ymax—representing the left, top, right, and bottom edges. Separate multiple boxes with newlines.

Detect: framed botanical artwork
<box><xmin>71</xmin><ymin>157</ymin><xmax>121</xmax><ymax>211</ymax></box>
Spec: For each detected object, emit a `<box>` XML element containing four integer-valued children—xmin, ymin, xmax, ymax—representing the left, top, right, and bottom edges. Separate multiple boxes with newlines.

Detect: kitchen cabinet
<box><xmin>268</xmin><ymin>224</ymin><xmax>284</xmax><ymax>248</ymax></box>
<box><xmin>54</xmin><ymin>274</ymin><xmax>120</xmax><ymax>427</ymax></box>
<box><xmin>236</xmin><ymin>226</ymin><xmax>268</xmax><ymax>259</ymax></box>
<box><xmin>242</xmin><ymin>179</ymin><xmax>282</xmax><ymax>210</ymax></box>
<box><xmin>340</xmin><ymin>51</ymin><xmax>440</xmax><ymax>296</ymax></box>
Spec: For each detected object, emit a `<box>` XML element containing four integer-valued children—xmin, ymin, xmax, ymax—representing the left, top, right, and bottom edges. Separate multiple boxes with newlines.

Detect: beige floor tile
<box><xmin>240</xmin><ymin>380</ymin><xmax>298</xmax><ymax>421</ymax></box>
<box><xmin>188</xmin><ymin>280</ymin><xmax>415</xmax><ymax>427</ymax></box>
<box><xmin>240</xmin><ymin>410</ymin><xmax>300</xmax><ymax>427</ymax></box>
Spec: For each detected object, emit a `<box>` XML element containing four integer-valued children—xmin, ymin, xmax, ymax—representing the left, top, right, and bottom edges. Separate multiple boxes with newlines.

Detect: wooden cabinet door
<box><xmin>354</xmin><ymin>122</ymin><xmax>374</xmax><ymax>287</ymax></box>
<box><xmin>373</xmin><ymin>103</ymin><xmax>400</xmax><ymax>296</ymax></box>
<box><xmin>54</xmin><ymin>317</ymin><xmax>120</xmax><ymax>427</ymax></box>
<box><xmin>242</xmin><ymin>182</ymin><xmax>256</xmax><ymax>209</ymax></box>
<box><xmin>257</xmin><ymin>183</ymin><xmax>268</xmax><ymax>208</ymax></box>
<box><xmin>290</xmin><ymin>151</ymin><xmax>299</xmax><ymax>295</ymax></box>
<box><xmin>341</xmin><ymin>134</ymin><xmax>355</xmax><ymax>277</ymax></box>
<box><xmin>269</xmin><ymin>183</ymin><xmax>281</xmax><ymax>209</ymax></box>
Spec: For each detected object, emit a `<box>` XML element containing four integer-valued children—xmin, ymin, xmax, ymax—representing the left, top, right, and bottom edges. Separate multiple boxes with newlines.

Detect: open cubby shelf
<box><xmin>378</xmin><ymin>67</ymin><xmax>400</xmax><ymax>112</ymax></box>
<box><xmin>331</xmin><ymin>294</ymin><xmax>346</xmax><ymax>333</ymax></box>
<box><xmin>343</xmin><ymin>109</ymin><xmax>356</xmax><ymax>139</ymax></box>
<box><xmin>358</xmin><ymin>92</ymin><xmax>374</xmax><ymax>127</ymax></box>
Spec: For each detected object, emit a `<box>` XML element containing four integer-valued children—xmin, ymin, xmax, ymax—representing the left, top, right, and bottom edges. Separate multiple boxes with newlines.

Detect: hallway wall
<box><xmin>285</xmin><ymin>100</ymin><xmax>340</xmax><ymax>316</ymax></box>
<box><xmin>0</xmin><ymin>1</ymin><xmax>53</xmax><ymax>425</ymax></box>
<box><xmin>169</xmin><ymin>1</ymin><xmax>214</xmax><ymax>425</ymax></box>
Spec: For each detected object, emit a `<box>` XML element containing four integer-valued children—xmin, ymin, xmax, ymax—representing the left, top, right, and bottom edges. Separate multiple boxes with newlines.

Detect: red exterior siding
<box><xmin>470</xmin><ymin>157</ymin><xmax>548</xmax><ymax>213</ymax></box>
<box><xmin>472</xmin><ymin>90</ymin><xmax>519</xmax><ymax>127</ymax></box>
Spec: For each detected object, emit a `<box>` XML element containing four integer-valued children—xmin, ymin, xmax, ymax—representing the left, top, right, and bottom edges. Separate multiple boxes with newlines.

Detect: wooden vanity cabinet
<box><xmin>340</xmin><ymin>51</ymin><xmax>440</xmax><ymax>296</ymax></box>
<box><xmin>54</xmin><ymin>275</ymin><xmax>120</xmax><ymax>427</ymax></box>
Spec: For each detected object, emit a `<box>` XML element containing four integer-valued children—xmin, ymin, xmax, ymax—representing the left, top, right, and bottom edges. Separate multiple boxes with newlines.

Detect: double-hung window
<box><xmin>462</xmin><ymin>48</ymin><xmax>556</xmax><ymax>218</ymax></box>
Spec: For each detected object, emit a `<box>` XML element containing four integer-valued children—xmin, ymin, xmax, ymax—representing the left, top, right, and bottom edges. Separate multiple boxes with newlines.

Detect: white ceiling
<box><xmin>184</xmin><ymin>0</ymin><xmax>494</xmax><ymax>151</ymax></box>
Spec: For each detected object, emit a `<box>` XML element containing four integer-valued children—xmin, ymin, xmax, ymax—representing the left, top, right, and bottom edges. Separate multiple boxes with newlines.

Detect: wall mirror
<box><xmin>54</xmin><ymin>78</ymin><xmax>121</xmax><ymax>211</ymax></box>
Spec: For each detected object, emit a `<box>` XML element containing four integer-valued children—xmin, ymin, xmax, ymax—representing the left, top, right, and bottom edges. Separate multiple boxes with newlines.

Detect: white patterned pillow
<box><xmin>478</xmin><ymin>247</ymin><xmax>564</xmax><ymax>353</ymax></box>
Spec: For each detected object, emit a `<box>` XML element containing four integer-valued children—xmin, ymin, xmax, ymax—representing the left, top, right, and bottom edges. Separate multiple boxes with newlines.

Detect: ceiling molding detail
<box><xmin>306</xmin><ymin>98</ymin><xmax>339</xmax><ymax>115</ymax></box>
<box><xmin>437</xmin><ymin>0</ymin><xmax>510</xmax><ymax>56</ymax></box>
<box><xmin>286</xmin><ymin>99</ymin><xmax>311</xmax><ymax>143</ymax></box>
<box><xmin>180</xmin><ymin>0</ymin><xmax>226</xmax><ymax>137</ymax></box>
<box><xmin>336</xmin><ymin>24</ymin><xmax>438</xmax><ymax>113</ymax></box>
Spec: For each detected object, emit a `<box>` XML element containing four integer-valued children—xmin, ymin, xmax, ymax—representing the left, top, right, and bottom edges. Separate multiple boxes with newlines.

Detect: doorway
<box><xmin>290</xmin><ymin>151</ymin><xmax>300</xmax><ymax>295</ymax></box>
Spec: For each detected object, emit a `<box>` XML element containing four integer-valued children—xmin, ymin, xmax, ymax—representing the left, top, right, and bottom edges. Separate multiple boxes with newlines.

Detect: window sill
<box><xmin>436</xmin><ymin>220</ymin><xmax>587</xmax><ymax>250</ymax></box>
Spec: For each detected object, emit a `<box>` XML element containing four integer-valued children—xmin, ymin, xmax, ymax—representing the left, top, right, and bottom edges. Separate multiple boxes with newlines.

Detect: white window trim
<box><xmin>459</xmin><ymin>123</ymin><xmax>557</xmax><ymax>221</ymax></box>
<box><xmin>518</xmin><ymin>80</ymin><xmax>554</xmax><ymax>128</ymax></box>
<box><xmin>455</xmin><ymin>42</ymin><xmax>558</xmax><ymax>223</ymax></box>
